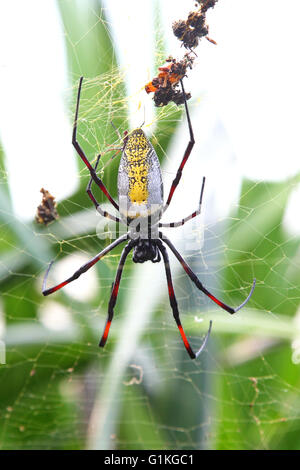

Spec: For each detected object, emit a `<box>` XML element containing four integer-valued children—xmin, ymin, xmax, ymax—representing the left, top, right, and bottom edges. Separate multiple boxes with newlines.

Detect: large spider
<box><xmin>42</xmin><ymin>77</ymin><xmax>256</xmax><ymax>359</ymax></box>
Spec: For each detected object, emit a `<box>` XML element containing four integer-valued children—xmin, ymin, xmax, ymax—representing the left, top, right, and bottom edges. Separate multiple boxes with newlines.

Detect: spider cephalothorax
<box><xmin>132</xmin><ymin>239</ymin><xmax>161</xmax><ymax>264</ymax></box>
<box><xmin>42</xmin><ymin>76</ymin><xmax>256</xmax><ymax>360</ymax></box>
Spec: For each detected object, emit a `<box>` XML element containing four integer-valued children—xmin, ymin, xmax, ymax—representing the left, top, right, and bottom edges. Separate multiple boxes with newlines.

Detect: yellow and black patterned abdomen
<box><xmin>118</xmin><ymin>128</ymin><xmax>163</xmax><ymax>220</ymax></box>
<box><xmin>125</xmin><ymin>130</ymin><xmax>150</xmax><ymax>204</ymax></box>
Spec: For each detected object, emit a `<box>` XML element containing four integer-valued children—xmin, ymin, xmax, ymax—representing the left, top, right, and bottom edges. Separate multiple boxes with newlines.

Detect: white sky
<box><xmin>0</xmin><ymin>0</ymin><xmax>299</xmax><ymax>234</ymax></box>
<box><xmin>0</xmin><ymin>0</ymin><xmax>77</xmax><ymax>217</ymax></box>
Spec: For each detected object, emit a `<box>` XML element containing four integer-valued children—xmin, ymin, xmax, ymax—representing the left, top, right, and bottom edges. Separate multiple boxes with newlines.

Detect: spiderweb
<box><xmin>0</xmin><ymin>0</ymin><xmax>300</xmax><ymax>451</ymax></box>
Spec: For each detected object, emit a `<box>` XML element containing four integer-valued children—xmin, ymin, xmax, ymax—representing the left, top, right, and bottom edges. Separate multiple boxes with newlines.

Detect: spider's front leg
<box><xmin>164</xmin><ymin>79</ymin><xmax>195</xmax><ymax>213</ymax></box>
<box><xmin>72</xmin><ymin>76</ymin><xmax>120</xmax><ymax>212</ymax></box>
<box><xmin>86</xmin><ymin>153</ymin><xmax>121</xmax><ymax>223</ymax></box>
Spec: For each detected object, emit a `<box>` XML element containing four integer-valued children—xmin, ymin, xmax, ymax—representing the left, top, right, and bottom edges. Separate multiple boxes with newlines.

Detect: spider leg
<box><xmin>99</xmin><ymin>240</ymin><xmax>134</xmax><ymax>347</ymax></box>
<box><xmin>160</xmin><ymin>233</ymin><xmax>256</xmax><ymax>314</ymax></box>
<box><xmin>164</xmin><ymin>79</ymin><xmax>195</xmax><ymax>212</ymax></box>
<box><xmin>87</xmin><ymin>154</ymin><xmax>121</xmax><ymax>223</ymax></box>
<box><xmin>72</xmin><ymin>76</ymin><xmax>119</xmax><ymax>212</ymax></box>
<box><xmin>153</xmin><ymin>247</ymin><xmax>161</xmax><ymax>263</ymax></box>
<box><xmin>157</xmin><ymin>240</ymin><xmax>212</xmax><ymax>359</ymax></box>
<box><xmin>160</xmin><ymin>177</ymin><xmax>205</xmax><ymax>228</ymax></box>
<box><xmin>101</xmin><ymin>148</ymin><xmax>122</xmax><ymax>171</ymax></box>
<box><xmin>99</xmin><ymin>120</ymin><xmax>125</xmax><ymax>170</ymax></box>
<box><xmin>110</xmin><ymin>120</ymin><xmax>122</xmax><ymax>141</ymax></box>
<box><xmin>42</xmin><ymin>233</ymin><xmax>128</xmax><ymax>296</ymax></box>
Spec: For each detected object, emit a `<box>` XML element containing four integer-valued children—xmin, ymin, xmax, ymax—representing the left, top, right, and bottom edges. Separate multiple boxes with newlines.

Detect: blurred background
<box><xmin>0</xmin><ymin>0</ymin><xmax>299</xmax><ymax>450</ymax></box>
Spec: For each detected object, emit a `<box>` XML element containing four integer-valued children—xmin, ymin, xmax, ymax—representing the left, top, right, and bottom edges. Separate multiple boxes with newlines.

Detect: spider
<box><xmin>42</xmin><ymin>76</ymin><xmax>256</xmax><ymax>359</ymax></box>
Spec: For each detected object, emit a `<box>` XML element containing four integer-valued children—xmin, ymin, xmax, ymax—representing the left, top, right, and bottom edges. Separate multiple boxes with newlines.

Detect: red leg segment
<box><xmin>72</xmin><ymin>76</ymin><xmax>119</xmax><ymax>212</ymax></box>
<box><xmin>42</xmin><ymin>234</ymin><xmax>128</xmax><ymax>296</ymax></box>
<box><xmin>157</xmin><ymin>240</ymin><xmax>212</xmax><ymax>359</ymax></box>
<box><xmin>99</xmin><ymin>240</ymin><xmax>134</xmax><ymax>347</ymax></box>
<box><xmin>160</xmin><ymin>233</ymin><xmax>256</xmax><ymax>314</ymax></box>
<box><xmin>164</xmin><ymin>79</ymin><xmax>195</xmax><ymax>212</ymax></box>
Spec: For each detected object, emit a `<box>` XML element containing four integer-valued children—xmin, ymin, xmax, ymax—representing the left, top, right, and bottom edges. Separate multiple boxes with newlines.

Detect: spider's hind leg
<box><xmin>99</xmin><ymin>240</ymin><xmax>134</xmax><ymax>347</ymax></box>
<box><xmin>157</xmin><ymin>239</ymin><xmax>211</xmax><ymax>359</ymax></box>
<box><xmin>161</xmin><ymin>233</ymin><xmax>256</xmax><ymax>314</ymax></box>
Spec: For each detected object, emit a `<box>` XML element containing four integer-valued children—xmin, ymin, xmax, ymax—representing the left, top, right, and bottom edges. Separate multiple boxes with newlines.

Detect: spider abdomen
<box><xmin>118</xmin><ymin>128</ymin><xmax>163</xmax><ymax>223</ymax></box>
